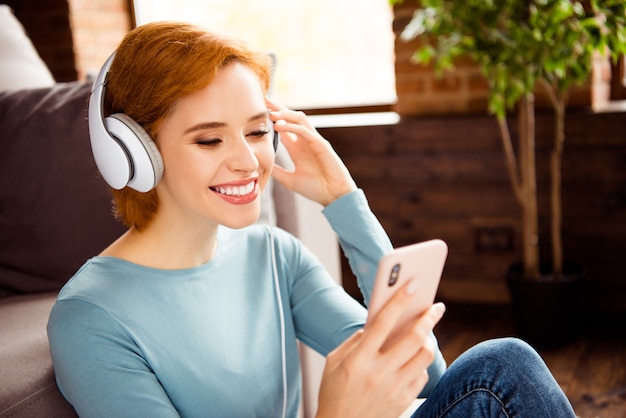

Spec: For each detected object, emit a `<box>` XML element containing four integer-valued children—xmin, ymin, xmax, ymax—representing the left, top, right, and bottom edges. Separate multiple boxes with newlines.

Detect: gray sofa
<box><xmin>0</xmin><ymin>81</ymin><xmax>298</xmax><ymax>417</ymax></box>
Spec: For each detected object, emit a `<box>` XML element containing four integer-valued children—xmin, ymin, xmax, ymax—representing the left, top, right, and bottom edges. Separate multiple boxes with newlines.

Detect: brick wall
<box><xmin>392</xmin><ymin>3</ymin><xmax>490</xmax><ymax>116</ymax></box>
<box><xmin>68</xmin><ymin>0</ymin><xmax>132</xmax><ymax>79</ymax></box>
<box><xmin>392</xmin><ymin>2</ymin><xmax>606</xmax><ymax>117</ymax></box>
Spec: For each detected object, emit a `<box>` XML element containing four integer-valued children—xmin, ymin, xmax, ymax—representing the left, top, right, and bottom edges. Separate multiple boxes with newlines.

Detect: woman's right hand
<box><xmin>315</xmin><ymin>280</ymin><xmax>446</xmax><ymax>418</ymax></box>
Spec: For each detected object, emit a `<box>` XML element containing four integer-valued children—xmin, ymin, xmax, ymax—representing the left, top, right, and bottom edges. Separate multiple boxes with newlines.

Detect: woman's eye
<box><xmin>249</xmin><ymin>130</ymin><xmax>270</xmax><ymax>138</ymax></box>
<box><xmin>195</xmin><ymin>138</ymin><xmax>221</xmax><ymax>147</ymax></box>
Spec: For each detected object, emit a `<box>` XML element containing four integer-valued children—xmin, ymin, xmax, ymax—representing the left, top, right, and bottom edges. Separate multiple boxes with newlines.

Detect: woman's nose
<box><xmin>227</xmin><ymin>136</ymin><xmax>259</xmax><ymax>173</ymax></box>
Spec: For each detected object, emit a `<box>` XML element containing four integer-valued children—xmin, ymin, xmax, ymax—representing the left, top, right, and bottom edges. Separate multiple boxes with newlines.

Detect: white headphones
<box><xmin>88</xmin><ymin>52</ymin><xmax>164</xmax><ymax>193</ymax></box>
<box><xmin>88</xmin><ymin>51</ymin><xmax>279</xmax><ymax>193</ymax></box>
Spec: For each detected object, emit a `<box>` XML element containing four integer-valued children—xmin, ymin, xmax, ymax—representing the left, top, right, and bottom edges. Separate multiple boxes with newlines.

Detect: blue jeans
<box><xmin>413</xmin><ymin>338</ymin><xmax>576</xmax><ymax>417</ymax></box>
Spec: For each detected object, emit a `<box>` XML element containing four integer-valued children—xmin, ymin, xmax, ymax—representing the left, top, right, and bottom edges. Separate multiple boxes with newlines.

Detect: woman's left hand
<box><xmin>267</xmin><ymin>98</ymin><xmax>357</xmax><ymax>207</ymax></box>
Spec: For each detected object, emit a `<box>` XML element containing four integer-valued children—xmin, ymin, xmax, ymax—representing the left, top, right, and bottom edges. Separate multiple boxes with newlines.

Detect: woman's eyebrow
<box><xmin>184</xmin><ymin>121</ymin><xmax>226</xmax><ymax>135</ymax></box>
<box><xmin>247</xmin><ymin>111</ymin><xmax>270</xmax><ymax>123</ymax></box>
<box><xmin>183</xmin><ymin>111</ymin><xmax>269</xmax><ymax>135</ymax></box>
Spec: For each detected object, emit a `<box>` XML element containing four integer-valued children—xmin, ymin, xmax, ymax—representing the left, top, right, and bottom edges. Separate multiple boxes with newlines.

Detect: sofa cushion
<box><xmin>0</xmin><ymin>5</ymin><xmax>55</xmax><ymax>91</ymax></box>
<box><xmin>0</xmin><ymin>292</ymin><xmax>76</xmax><ymax>417</ymax></box>
<box><xmin>0</xmin><ymin>82</ymin><xmax>127</xmax><ymax>295</ymax></box>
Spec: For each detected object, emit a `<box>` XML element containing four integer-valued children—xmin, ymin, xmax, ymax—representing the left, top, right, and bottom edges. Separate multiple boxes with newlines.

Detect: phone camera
<box><xmin>388</xmin><ymin>263</ymin><xmax>401</xmax><ymax>286</ymax></box>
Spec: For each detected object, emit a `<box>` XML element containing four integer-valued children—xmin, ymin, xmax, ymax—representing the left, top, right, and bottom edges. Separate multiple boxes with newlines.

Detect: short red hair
<box><xmin>103</xmin><ymin>22</ymin><xmax>272</xmax><ymax>230</ymax></box>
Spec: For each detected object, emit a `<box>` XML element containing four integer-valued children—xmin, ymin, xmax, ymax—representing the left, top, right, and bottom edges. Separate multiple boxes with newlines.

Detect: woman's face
<box><xmin>155</xmin><ymin>62</ymin><xmax>275</xmax><ymax>230</ymax></box>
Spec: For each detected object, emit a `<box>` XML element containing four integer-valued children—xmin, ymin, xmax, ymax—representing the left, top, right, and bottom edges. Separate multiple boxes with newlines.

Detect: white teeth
<box><xmin>213</xmin><ymin>181</ymin><xmax>255</xmax><ymax>197</ymax></box>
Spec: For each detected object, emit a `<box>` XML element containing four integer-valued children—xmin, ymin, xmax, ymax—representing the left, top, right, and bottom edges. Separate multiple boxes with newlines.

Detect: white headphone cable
<box><xmin>264</xmin><ymin>189</ymin><xmax>287</xmax><ymax>418</ymax></box>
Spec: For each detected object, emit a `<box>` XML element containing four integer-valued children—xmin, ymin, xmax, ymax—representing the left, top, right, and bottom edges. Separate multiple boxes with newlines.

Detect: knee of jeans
<box><xmin>493</xmin><ymin>337</ymin><xmax>539</xmax><ymax>359</ymax></box>
<box><xmin>449</xmin><ymin>337</ymin><xmax>545</xmax><ymax>378</ymax></box>
<box><xmin>466</xmin><ymin>337</ymin><xmax>540</xmax><ymax>365</ymax></box>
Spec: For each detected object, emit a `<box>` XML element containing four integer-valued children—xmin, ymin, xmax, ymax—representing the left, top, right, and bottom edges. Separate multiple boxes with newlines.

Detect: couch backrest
<box><xmin>0</xmin><ymin>81</ymin><xmax>127</xmax><ymax>295</ymax></box>
<box><xmin>0</xmin><ymin>81</ymin><xmax>299</xmax><ymax>297</ymax></box>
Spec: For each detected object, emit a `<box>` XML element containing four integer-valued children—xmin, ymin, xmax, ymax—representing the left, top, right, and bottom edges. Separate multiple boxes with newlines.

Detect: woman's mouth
<box><xmin>210</xmin><ymin>181</ymin><xmax>255</xmax><ymax>197</ymax></box>
<box><xmin>209</xmin><ymin>179</ymin><xmax>259</xmax><ymax>204</ymax></box>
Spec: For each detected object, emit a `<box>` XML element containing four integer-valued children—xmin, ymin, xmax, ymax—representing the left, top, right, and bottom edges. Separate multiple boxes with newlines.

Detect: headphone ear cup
<box><xmin>104</xmin><ymin>113</ymin><xmax>164</xmax><ymax>193</ymax></box>
<box><xmin>271</xmin><ymin>123</ymin><xmax>279</xmax><ymax>152</ymax></box>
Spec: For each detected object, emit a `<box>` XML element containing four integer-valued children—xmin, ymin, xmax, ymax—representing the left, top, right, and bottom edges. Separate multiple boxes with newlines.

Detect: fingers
<box><xmin>371</xmin><ymin>303</ymin><xmax>444</xmax><ymax>402</ymax></box>
<box><xmin>266</xmin><ymin>101</ymin><xmax>323</xmax><ymax>157</ymax></box>
<box><xmin>318</xmin><ymin>299</ymin><xmax>444</xmax><ymax>417</ymax></box>
<box><xmin>270</xmin><ymin>163</ymin><xmax>304</xmax><ymax>195</ymax></box>
<box><xmin>270</xmin><ymin>164</ymin><xmax>290</xmax><ymax>187</ymax></box>
<box><xmin>390</xmin><ymin>338</ymin><xmax>436</xmax><ymax>404</ymax></box>
<box><xmin>362</xmin><ymin>279</ymin><xmax>427</xmax><ymax>352</ymax></box>
<box><xmin>406</xmin><ymin>369</ymin><xmax>430</xmax><ymax>399</ymax></box>
<box><xmin>272</xmin><ymin>119</ymin><xmax>322</xmax><ymax>152</ymax></box>
<box><xmin>265</xmin><ymin>97</ymin><xmax>357</xmax><ymax>206</ymax></box>
<box><xmin>265</xmin><ymin>96</ymin><xmax>283</xmax><ymax>112</ymax></box>
<box><xmin>266</xmin><ymin>97</ymin><xmax>317</xmax><ymax>133</ymax></box>
<box><xmin>395</xmin><ymin>331</ymin><xmax>436</xmax><ymax>390</ymax></box>
<box><xmin>384</xmin><ymin>303</ymin><xmax>445</xmax><ymax>369</ymax></box>
<box><xmin>362</xmin><ymin>279</ymin><xmax>445</xmax><ymax>382</ymax></box>
<box><xmin>265</xmin><ymin>98</ymin><xmax>345</xmax><ymax>165</ymax></box>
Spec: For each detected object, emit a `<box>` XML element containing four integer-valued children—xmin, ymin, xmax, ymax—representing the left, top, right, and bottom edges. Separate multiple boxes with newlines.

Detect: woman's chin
<box><xmin>221</xmin><ymin>207</ymin><xmax>263</xmax><ymax>230</ymax></box>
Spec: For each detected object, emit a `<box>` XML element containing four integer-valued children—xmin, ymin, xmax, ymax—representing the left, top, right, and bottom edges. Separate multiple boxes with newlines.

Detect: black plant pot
<box><xmin>506</xmin><ymin>263</ymin><xmax>585</xmax><ymax>349</ymax></box>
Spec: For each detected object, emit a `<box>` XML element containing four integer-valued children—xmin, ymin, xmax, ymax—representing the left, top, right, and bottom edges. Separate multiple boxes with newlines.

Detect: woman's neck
<box><xmin>101</xmin><ymin>215</ymin><xmax>219</xmax><ymax>270</ymax></box>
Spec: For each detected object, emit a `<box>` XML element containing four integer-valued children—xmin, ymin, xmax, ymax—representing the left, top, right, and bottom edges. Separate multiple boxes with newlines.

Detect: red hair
<box><xmin>104</xmin><ymin>22</ymin><xmax>272</xmax><ymax>230</ymax></box>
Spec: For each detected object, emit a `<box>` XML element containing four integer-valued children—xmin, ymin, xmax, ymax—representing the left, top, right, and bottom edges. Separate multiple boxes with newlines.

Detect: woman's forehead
<box><xmin>163</xmin><ymin>64</ymin><xmax>268</xmax><ymax>129</ymax></box>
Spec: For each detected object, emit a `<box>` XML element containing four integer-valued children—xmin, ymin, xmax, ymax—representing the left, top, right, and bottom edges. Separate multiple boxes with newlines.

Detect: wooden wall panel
<box><xmin>320</xmin><ymin>109</ymin><xmax>626</xmax><ymax>312</ymax></box>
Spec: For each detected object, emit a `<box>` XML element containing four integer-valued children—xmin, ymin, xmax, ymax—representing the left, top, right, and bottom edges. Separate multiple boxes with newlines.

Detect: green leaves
<box><xmin>591</xmin><ymin>0</ymin><xmax>626</xmax><ymax>62</ymax></box>
<box><xmin>393</xmin><ymin>0</ymin><xmax>626</xmax><ymax>118</ymax></box>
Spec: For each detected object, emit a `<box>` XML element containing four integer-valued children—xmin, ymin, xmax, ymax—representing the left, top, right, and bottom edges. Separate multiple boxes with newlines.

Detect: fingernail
<box><xmin>405</xmin><ymin>278</ymin><xmax>419</xmax><ymax>295</ymax></box>
<box><xmin>432</xmin><ymin>302</ymin><xmax>446</xmax><ymax>318</ymax></box>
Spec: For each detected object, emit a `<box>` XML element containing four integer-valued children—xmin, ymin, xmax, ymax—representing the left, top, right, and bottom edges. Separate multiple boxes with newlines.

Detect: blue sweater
<box><xmin>47</xmin><ymin>190</ymin><xmax>446</xmax><ymax>417</ymax></box>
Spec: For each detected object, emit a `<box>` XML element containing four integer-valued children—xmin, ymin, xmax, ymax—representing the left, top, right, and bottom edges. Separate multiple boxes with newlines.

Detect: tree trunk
<box><xmin>518</xmin><ymin>95</ymin><xmax>541</xmax><ymax>280</ymax></box>
<box><xmin>551</xmin><ymin>93</ymin><xmax>566</xmax><ymax>277</ymax></box>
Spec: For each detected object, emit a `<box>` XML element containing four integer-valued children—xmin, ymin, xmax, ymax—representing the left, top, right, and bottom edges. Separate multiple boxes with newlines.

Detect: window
<box><xmin>132</xmin><ymin>0</ymin><xmax>397</xmax><ymax>111</ymax></box>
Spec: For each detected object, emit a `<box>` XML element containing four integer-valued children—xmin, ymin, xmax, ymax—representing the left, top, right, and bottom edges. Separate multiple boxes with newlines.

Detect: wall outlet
<box><xmin>474</xmin><ymin>225</ymin><xmax>515</xmax><ymax>252</ymax></box>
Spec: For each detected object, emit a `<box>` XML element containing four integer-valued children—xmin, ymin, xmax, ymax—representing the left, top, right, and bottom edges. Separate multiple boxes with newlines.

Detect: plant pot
<box><xmin>506</xmin><ymin>263</ymin><xmax>585</xmax><ymax>348</ymax></box>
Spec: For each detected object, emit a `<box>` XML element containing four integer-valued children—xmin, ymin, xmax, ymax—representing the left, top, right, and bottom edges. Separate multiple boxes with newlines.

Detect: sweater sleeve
<box><xmin>274</xmin><ymin>191</ymin><xmax>389</xmax><ymax>356</ymax></box>
<box><xmin>322</xmin><ymin>189</ymin><xmax>447</xmax><ymax>396</ymax></box>
<box><xmin>47</xmin><ymin>299</ymin><xmax>180</xmax><ymax>417</ymax></box>
<box><xmin>321</xmin><ymin>189</ymin><xmax>393</xmax><ymax>306</ymax></box>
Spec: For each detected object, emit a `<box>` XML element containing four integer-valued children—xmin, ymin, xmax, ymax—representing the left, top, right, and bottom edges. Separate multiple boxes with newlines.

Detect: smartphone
<box><xmin>367</xmin><ymin>239</ymin><xmax>448</xmax><ymax>350</ymax></box>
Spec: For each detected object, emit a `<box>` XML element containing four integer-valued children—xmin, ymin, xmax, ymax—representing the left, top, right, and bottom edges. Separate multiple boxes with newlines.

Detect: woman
<box><xmin>48</xmin><ymin>22</ymin><xmax>576</xmax><ymax>418</ymax></box>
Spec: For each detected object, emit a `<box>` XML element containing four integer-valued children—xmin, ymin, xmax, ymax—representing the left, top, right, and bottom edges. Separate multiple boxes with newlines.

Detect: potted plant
<box><xmin>391</xmin><ymin>0</ymin><xmax>626</xmax><ymax>346</ymax></box>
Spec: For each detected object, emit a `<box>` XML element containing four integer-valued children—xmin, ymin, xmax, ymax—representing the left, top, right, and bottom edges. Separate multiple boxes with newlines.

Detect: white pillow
<box><xmin>0</xmin><ymin>5</ymin><xmax>55</xmax><ymax>91</ymax></box>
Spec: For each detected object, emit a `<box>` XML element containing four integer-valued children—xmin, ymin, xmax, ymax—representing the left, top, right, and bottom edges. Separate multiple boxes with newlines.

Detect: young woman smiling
<box><xmin>47</xmin><ymin>22</ymin><xmax>576</xmax><ymax>418</ymax></box>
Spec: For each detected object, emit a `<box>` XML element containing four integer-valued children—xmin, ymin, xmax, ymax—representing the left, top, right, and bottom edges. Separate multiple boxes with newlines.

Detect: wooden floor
<box><xmin>434</xmin><ymin>303</ymin><xmax>626</xmax><ymax>418</ymax></box>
